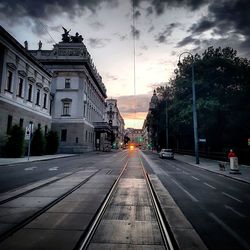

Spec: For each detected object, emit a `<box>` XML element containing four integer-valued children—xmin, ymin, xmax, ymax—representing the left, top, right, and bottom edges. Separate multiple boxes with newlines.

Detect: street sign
<box><xmin>25</xmin><ymin>126</ymin><xmax>31</xmax><ymax>140</ymax></box>
<box><xmin>199</xmin><ymin>138</ymin><xmax>206</xmax><ymax>142</ymax></box>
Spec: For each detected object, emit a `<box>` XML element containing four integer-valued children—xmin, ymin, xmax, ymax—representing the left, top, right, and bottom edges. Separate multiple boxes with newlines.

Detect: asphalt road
<box><xmin>141</xmin><ymin>150</ymin><xmax>250</xmax><ymax>250</ymax></box>
<box><xmin>0</xmin><ymin>151</ymin><xmax>127</xmax><ymax>194</ymax></box>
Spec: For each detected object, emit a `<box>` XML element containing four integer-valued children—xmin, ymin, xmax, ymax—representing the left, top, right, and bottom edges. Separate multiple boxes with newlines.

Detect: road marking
<box><xmin>120</xmin><ymin>155</ymin><xmax>127</xmax><ymax>162</ymax></box>
<box><xmin>182</xmin><ymin>171</ymin><xmax>189</xmax><ymax>175</ymax></box>
<box><xmin>191</xmin><ymin>176</ymin><xmax>199</xmax><ymax>181</ymax></box>
<box><xmin>24</xmin><ymin>167</ymin><xmax>37</xmax><ymax>171</ymax></box>
<box><xmin>171</xmin><ymin>178</ymin><xmax>199</xmax><ymax>202</ymax></box>
<box><xmin>204</xmin><ymin>182</ymin><xmax>216</xmax><ymax>189</ymax></box>
<box><xmin>209</xmin><ymin>212</ymin><xmax>250</xmax><ymax>249</ymax></box>
<box><xmin>48</xmin><ymin>167</ymin><xmax>59</xmax><ymax>171</ymax></box>
<box><xmin>222</xmin><ymin>192</ymin><xmax>243</xmax><ymax>203</ymax></box>
<box><xmin>225</xmin><ymin>205</ymin><xmax>246</xmax><ymax>218</ymax></box>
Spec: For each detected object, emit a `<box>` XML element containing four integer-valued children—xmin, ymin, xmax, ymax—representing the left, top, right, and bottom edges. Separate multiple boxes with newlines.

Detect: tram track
<box><xmin>0</xmin><ymin>169</ymin><xmax>101</xmax><ymax>242</ymax></box>
<box><xmin>0</xmin><ymin>166</ymin><xmax>95</xmax><ymax>206</ymax></box>
<box><xmin>75</xmin><ymin>151</ymin><xmax>177</xmax><ymax>250</ymax></box>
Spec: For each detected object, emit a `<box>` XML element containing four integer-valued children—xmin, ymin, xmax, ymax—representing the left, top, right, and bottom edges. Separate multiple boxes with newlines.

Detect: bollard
<box><xmin>229</xmin><ymin>157</ymin><xmax>241</xmax><ymax>174</ymax></box>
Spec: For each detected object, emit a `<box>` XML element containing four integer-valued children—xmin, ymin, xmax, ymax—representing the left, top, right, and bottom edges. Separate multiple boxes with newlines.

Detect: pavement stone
<box><xmin>174</xmin><ymin>154</ymin><xmax>250</xmax><ymax>184</ymax></box>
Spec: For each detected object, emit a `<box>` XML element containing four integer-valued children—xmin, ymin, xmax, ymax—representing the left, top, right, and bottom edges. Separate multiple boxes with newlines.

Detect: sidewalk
<box><xmin>0</xmin><ymin>154</ymin><xmax>75</xmax><ymax>166</ymax></box>
<box><xmin>175</xmin><ymin>154</ymin><xmax>250</xmax><ymax>184</ymax></box>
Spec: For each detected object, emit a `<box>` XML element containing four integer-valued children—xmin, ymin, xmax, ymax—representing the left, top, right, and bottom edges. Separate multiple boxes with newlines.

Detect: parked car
<box><xmin>159</xmin><ymin>149</ymin><xmax>174</xmax><ymax>159</ymax></box>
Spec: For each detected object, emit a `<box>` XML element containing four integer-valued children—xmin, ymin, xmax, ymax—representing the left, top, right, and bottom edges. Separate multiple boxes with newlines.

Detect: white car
<box><xmin>159</xmin><ymin>149</ymin><xmax>174</xmax><ymax>159</ymax></box>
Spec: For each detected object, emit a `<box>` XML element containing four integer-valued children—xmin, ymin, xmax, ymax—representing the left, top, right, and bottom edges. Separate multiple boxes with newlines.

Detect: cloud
<box><xmin>180</xmin><ymin>0</ymin><xmax>250</xmax><ymax>54</ymax></box>
<box><xmin>134</xmin><ymin>10</ymin><xmax>141</xmax><ymax>19</ymax></box>
<box><xmin>50</xmin><ymin>25</ymin><xmax>61</xmax><ymax>32</ymax></box>
<box><xmin>116</xmin><ymin>94</ymin><xmax>151</xmax><ymax>113</ymax></box>
<box><xmin>106</xmin><ymin>73</ymin><xmax>118</xmax><ymax>81</ymax></box>
<box><xmin>113</xmin><ymin>33</ymin><xmax>128</xmax><ymax>41</ymax></box>
<box><xmin>133</xmin><ymin>0</ymin><xmax>209</xmax><ymax>15</ymax></box>
<box><xmin>140</xmin><ymin>45</ymin><xmax>148</xmax><ymax>50</ymax></box>
<box><xmin>189</xmin><ymin>18</ymin><xmax>215</xmax><ymax>34</ymax></box>
<box><xmin>155</xmin><ymin>22</ymin><xmax>181</xmax><ymax>44</ymax></box>
<box><xmin>177</xmin><ymin>35</ymin><xmax>201</xmax><ymax>47</ymax></box>
<box><xmin>146</xmin><ymin>6</ymin><xmax>153</xmax><ymax>16</ymax></box>
<box><xmin>0</xmin><ymin>0</ymin><xmax>119</xmax><ymax>22</ymax></box>
<box><xmin>131</xmin><ymin>25</ymin><xmax>140</xmax><ymax>39</ymax></box>
<box><xmin>148</xmin><ymin>25</ymin><xmax>155</xmax><ymax>33</ymax></box>
<box><xmin>122</xmin><ymin>112</ymin><xmax>147</xmax><ymax>120</ymax></box>
<box><xmin>88</xmin><ymin>38</ymin><xmax>111</xmax><ymax>48</ymax></box>
<box><xmin>89</xmin><ymin>21</ymin><xmax>104</xmax><ymax>30</ymax></box>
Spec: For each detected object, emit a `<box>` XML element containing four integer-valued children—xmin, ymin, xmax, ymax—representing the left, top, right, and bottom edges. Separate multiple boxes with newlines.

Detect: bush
<box><xmin>45</xmin><ymin>131</ymin><xmax>59</xmax><ymax>154</ymax></box>
<box><xmin>4</xmin><ymin>125</ymin><xmax>25</xmax><ymax>157</ymax></box>
<box><xmin>31</xmin><ymin>127</ymin><xmax>45</xmax><ymax>156</ymax></box>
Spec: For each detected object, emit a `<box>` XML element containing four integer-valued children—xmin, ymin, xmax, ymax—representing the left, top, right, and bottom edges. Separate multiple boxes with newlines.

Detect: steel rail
<box><xmin>0</xmin><ymin>166</ymin><xmax>94</xmax><ymax>205</ymax></box>
<box><xmin>76</xmin><ymin>160</ymin><xmax>129</xmax><ymax>250</ymax></box>
<box><xmin>139</xmin><ymin>153</ymin><xmax>176</xmax><ymax>250</ymax></box>
<box><xmin>0</xmin><ymin>169</ymin><xmax>100</xmax><ymax>242</ymax></box>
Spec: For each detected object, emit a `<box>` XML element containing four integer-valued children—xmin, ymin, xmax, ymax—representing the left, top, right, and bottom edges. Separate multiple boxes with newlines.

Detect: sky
<box><xmin>1</xmin><ymin>0</ymin><xmax>249</xmax><ymax>128</ymax></box>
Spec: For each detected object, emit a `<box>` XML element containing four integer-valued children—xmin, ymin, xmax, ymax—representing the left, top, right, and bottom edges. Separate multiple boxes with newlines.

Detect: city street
<box><xmin>0</xmin><ymin>149</ymin><xmax>249</xmax><ymax>249</ymax></box>
<box><xmin>141</xmin><ymin>150</ymin><xmax>250</xmax><ymax>250</ymax></box>
<box><xmin>0</xmin><ymin>152</ymin><xmax>126</xmax><ymax>193</ymax></box>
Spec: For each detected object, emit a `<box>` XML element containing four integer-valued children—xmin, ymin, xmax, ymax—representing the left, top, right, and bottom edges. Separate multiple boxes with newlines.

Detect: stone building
<box><xmin>143</xmin><ymin>90</ymin><xmax>159</xmax><ymax>150</ymax></box>
<box><xmin>105</xmin><ymin>98</ymin><xmax>125</xmax><ymax>148</ymax></box>
<box><xmin>125</xmin><ymin>128</ymin><xmax>143</xmax><ymax>146</ymax></box>
<box><xmin>0</xmin><ymin>26</ymin><xmax>52</xmax><ymax>153</ymax></box>
<box><xmin>29</xmin><ymin>28</ymin><xmax>109</xmax><ymax>153</ymax></box>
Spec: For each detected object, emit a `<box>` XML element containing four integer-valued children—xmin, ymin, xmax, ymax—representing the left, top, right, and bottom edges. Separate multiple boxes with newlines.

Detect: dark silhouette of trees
<box><xmin>147</xmin><ymin>46</ymin><xmax>250</xmax><ymax>163</ymax></box>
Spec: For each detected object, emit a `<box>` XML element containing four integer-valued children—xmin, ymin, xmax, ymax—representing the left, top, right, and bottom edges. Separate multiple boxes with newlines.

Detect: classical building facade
<box><xmin>0</xmin><ymin>26</ymin><xmax>52</xmax><ymax>153</ymax></box>
<box><xmin>105</xmin><ymin>99</ymin><xmax>125</xmax><ymax>148</ymax></box>
<box><xmin>29</xmin><ymin>29</ymin><xmax>109</xmax><ymax>153</ymax></box>
<box><xmin>125</xmin><ymin>128</ymin><xmax>143</xmax><ymax>146</ymax></box>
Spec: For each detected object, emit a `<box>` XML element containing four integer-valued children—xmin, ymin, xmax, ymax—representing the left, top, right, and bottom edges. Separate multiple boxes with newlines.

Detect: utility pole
<box><xmin>178</xmin><ymin>52</ymin><xmax>199</xmax><ymax>164</ymax></box>
<box><xmin>166</xmin><ymin>99</ymin><xmax>169</xmax><ymax>148</ymax></box>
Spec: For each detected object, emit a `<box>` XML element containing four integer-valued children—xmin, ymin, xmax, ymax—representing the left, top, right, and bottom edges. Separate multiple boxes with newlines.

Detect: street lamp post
<box><xmin>166</xmin><ymin>99</ymin><xmax>169</xmax><ymax>148</ymax></box>
<box><xmin>178</xmin><ymin>52</ymin><xmax>199</xmax><ymax>164</ymax></box>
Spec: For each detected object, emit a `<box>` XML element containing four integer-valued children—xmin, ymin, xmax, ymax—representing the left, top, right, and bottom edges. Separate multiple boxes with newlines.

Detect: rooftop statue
<box><xmin>71</xmin><ymin>32</ymin><xmax>83</xmax><ymax>43</ymax></box>
<box><xmin>62</xmin><ymin>27</ymin><xmax>71</xmax><ymax>43</ymax></box>
<box><xmin>61</xmin><ymin>27</ymin><xmax>83</xmax><ymax>43</ymax></box>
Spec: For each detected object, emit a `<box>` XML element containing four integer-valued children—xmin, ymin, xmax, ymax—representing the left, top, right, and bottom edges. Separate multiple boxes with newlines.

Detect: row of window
<box><xmin>62</xmin><ymin>78</ymin><xmax>103</xmax><ymax>122</ymax></box>
<box><xmin>6</xmin><ymin>70</ymin><xmax>49</xmax><ymax>109</ymax></box>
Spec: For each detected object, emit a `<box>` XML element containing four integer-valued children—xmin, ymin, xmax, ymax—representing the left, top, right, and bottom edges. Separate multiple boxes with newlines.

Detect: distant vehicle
<box><xmin>159</xmin><ymin>149</ymin><xmax>174</xmax><ymax>159</ymax></box>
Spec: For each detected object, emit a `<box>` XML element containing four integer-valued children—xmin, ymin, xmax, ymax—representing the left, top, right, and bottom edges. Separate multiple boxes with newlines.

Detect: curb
<box><xmin>176</xmin><ymin>158</ymin><xmax>250</xmax><ymax>185</ymax></box>
<box><xmin>0</xmin><ymin>154</ymin><xmax>77</xmax><ymax>166</ymax></box>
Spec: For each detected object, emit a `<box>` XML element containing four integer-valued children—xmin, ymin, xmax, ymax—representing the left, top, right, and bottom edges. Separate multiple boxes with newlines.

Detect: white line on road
<box><xmin>171</xmin><ymin>178</ymin><xmax>199</xmax><ymax>202</ymax></box>
<box><xmin>182</xmin><ymin>171</ymin><xmax>189</xmax><ymax>175</ymax></box>
<box><xmin>24</xmin><ymin>167</ymin><xmax>37</xmax><ymax>171</ymax></box>
<box><xmin>191</xmin><ymin>176</ymin><xmax>199</xmax><ymax>181</ymax></box>
<box><xmin>48</xmin><ymin>167</ymin><xmax>59</xmax><ymax>171</ymax></box>
<box><xmin>209</xmin><ymin>212</ymin><xmax>250</xmax><ymax>249</ymax></box>
<box><xmin>224</xmin><ymin>205</ymin><xmax>246</xmax><ymax>218</ymax></box>
<box><xmin>222</xmin><ymin>192</ymin><xmax>243</xmax><ymax>203</ymax></box>
<box><xmin>204</xmin><ymin>182</ymin><xmax>216</xmax><ymax>189</ymax></box>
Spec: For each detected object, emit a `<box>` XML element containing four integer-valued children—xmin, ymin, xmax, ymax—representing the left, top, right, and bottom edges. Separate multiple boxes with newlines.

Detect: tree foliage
<box><xmin>148</xmin><ymin>46</ymin><xmax>250</xmax><ymax>163</ymax></box>
<box><xmin>31</xmin><ymin>127</ymin><xmax>45</xmax><ymax>156</ymax></box>
<box><xmin>3</xmin><ymin>125</ymin><xmax>25</xmax><ymax>157</ymax></box>
<box><xmin>45</xmin><ymin>131</ymin><xmax>59</xmax><ymax>154</ymax></box>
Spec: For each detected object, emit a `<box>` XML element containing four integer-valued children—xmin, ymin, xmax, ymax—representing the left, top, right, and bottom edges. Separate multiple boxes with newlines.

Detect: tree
<box><xmin>31</xmin><ymin>127</ymin><xmax>45</xmax><ymax>156</ymax></box>
<box><xmin>148</xmin><ymin>46</ymin><xmax>250</xmax><ymax>163</ymax></box>
<box><xmin>4</xmin><ymin>125</ymin><xmax>25</xmax><ymax>157</ymax></box>
<box><xmin>45</xmin><ymin>131</ymin><xmax>59</xmax><ymax>154</ymax></box>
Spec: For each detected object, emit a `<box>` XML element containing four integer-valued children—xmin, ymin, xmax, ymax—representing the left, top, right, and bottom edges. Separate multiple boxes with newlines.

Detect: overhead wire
<box><xmin>132</xmin><ymin>0</ymin><xmax>137</xmax><ymax>129</ymax></box>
